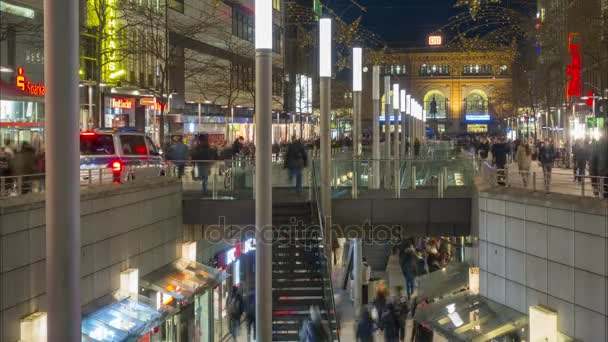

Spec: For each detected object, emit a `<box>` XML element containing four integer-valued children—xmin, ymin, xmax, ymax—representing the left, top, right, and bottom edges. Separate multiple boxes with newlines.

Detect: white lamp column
<box><xmin>254</xmin><ymin>0</ymin><xmax>273</xmax><ymax>340</ymax></box>
<box><xmin>352</xmin><ymin>47</ymin><xmax>362</xmax><ymax>199</ymax></box>
<box><xmin>392</xmin><ymin>84</ymin><xmax>400</xmax><ymax>197</ymax></box>
<box><xmin>383</xmin><ymin>75</ymin><xmax>391</xmax><ymax>189</ymax></box>
<box><xmin>400</xmin><ymin>89</ymin><xmax>407</xmax><ymax>158</ymax></box>
<box><xmin>319</xmin><ymin>18</ymin><xmax>332</xmax><ymax>263</ymax></box>
<box><xmin>371</xmin><ymin>66</ymin><xmax>380</xmax><ymax>189</ymax></box>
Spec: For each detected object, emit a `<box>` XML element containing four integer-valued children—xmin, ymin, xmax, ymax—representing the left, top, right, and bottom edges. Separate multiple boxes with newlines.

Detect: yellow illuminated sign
<box><xmin>467</xmin><ymin>124</ymin><xmax>488</xmax><ymax>133</ymax></box>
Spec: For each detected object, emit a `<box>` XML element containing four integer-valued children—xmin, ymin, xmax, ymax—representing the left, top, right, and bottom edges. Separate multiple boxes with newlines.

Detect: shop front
<box><xmin>0</xmin><ymin>67</ymin><xmax>45</xmax><ymax>147</ymax></box>
<box><xmin>139</xmin><ymin>258</ymin><xmax>229</xmax><ymax>342</ymax></box>
<box><xmin>464</xmin><ymin>114</ymin><xmax>491</xmax><ymax>134</ymax></box>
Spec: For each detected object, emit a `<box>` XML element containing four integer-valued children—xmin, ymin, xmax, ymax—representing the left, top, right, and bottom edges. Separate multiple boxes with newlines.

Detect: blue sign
<box><xmin>465</xmin><ymin>114</ymin><xmax>491</xmax><ymax>122</ymax></box>
<box><xmin>379</xmin><ymin>115</ymin><xmax>402</xmax><ymax>122</ymax></box>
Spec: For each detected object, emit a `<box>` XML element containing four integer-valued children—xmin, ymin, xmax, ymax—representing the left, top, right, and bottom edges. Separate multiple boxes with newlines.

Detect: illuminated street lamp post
<box><xmin>392</xmin><ymin>84</ymin><xmax>400</xmax><ymax>197</ymax></box>
<box><xmin>352</xmin><ymin>47</ymin><xmax>362</xmax><ymax>199</ymax></box>
<box><xmin>400</xmin><ymin>89</ymin><xmax>407</xmax><ymax>158</ymax></box>
<box><xmin>371</xmin><ymin>66</ymin><xmax>381</xmax><ymax>189</ymax></box>
<box><xmin>384</xmin><ymin>75</ymin><xmax>391</xmax><ymax>189</ymax></box>
<box><xmin>254</xmin><ymin>0</ymin><xmax>273</xmax><ymax>340</ymax></box>
<box><xmin>407</xmin><ymin>94</ymin><xmax>412</xmax><ymax>156</ymax></box>
<box><xmin>45</xmin><ymin>0</ymin><xmax>81</xmax><ymax>338</ymax></box>
<box><xmin>319</xmin><ymin>18</ymin><xmax>332</xmax><ymax>263</ymax></box>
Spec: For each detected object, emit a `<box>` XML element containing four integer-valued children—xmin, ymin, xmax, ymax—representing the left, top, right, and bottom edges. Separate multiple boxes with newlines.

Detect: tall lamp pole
<box><xmin>352</xmin><ymin>47</ymin><xmax>362</xmax><ymax>199</ymax></box>
<box><xmin>384</xmin><ymin>75</ymin><xmax>391</xmax><ymax>189</ymax></box>
<box><xmin>319</xmin><ymin>18</ymin><xmax>332</xmax><ymax>263</ymax></box>
<box><xmin>392</xmin><ymin>83</ymin><xmax>400</xmax><ymax>198</ymax></box>
<box><xmin>254</xmin><ymin>0</ymin><xmax>273</xmax><ymax>340</ymax></box>
<box><xmin>45</xmin><ymin>0</ymin><xmax>81</xmax><ymax>337</ymax></box>
<box><xmin>407</xmin><ymin>94</ymin><xmax>412</xmax><ymax>156</ymax></box>
<box><xmin>371</xmin><ymin>66</ymin><xmax>380</xmax><ymax>188</ymax></box>
<box><xmin>400</xmin><ymin>89</ymin><xmax>407</xmax><ymax>158</ymax></box>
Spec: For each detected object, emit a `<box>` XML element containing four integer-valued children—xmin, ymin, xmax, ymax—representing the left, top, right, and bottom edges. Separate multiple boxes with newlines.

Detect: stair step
<box><xmin>272</xmin><ymin>280</ymin><xmax>324</xmax><ymax>288</ymax></box>
<box><xmin>273</xmin><ymin>289</ymin><xmax>324</xmax><ymax>297</ymax></box>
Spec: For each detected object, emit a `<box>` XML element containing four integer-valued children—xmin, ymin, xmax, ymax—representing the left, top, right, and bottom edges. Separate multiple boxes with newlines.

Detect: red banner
<box><xmin>566</xmin><ymin>34</ymin><xmax>582</xmax><ymax>99</ymax></box>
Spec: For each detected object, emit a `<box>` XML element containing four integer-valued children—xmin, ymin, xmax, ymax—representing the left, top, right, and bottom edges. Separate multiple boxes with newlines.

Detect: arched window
<box><xmin>465</xmin><ymin>92</ymin><xmax>488</xmax><ymax>114</ymax></box>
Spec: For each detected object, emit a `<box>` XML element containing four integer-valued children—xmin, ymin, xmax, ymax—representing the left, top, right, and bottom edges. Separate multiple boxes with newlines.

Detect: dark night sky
<box><xmin>324</xmin><ymin>0</ymin><xmax>465</xmax><ymax>47</ymax></box>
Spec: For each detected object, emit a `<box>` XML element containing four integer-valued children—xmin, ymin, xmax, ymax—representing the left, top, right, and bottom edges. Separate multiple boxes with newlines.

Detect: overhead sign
<box><xmin>428</xmin><ymin>35</ymin><xmax>443</xmax><ymax>46</ymax></box>
<box><xmin>465</xmin><ymin>114</ymin><xmax>490</xmax><ymax>121</ymax></box>
<box><xmin>15</xmin><ymin>67</ymin><xmax>45</xmax><ymax>96</ymax></box>
<box><xmin>222</xmin><ymin>238</ymin><xmax>256</xmax><ymax>266</ymax></box>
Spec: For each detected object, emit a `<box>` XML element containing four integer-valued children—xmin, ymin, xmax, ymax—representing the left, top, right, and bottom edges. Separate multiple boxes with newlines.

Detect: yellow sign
<box><xmin>467</xmin><ymin>124</ymin><xmax>488</xmax><ymax>133</ymax></box>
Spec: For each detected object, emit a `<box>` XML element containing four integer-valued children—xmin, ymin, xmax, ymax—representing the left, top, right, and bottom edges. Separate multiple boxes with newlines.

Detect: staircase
<box><xmin>272</xmin><ymin>202</ymin><xmax>338</xmax><ymax>341</ymax></box>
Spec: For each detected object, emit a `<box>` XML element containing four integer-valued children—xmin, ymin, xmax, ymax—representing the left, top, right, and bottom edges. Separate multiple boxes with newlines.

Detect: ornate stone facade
<box><xmin>362</xmin><ymin>47</ymin><xmax>514</xmax><ymax>134</ymax></box>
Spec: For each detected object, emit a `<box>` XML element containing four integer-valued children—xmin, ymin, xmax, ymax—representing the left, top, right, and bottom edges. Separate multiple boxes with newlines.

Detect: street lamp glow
<box><xmin>255</xmin><ymin>0</ymin><xmax>272</xmax><ymax>49</ymax></box>
<box><xmin>372</xmin><ymin>66</ymin><xmax>380</xmax><ymax>100</ymax></box>
<box><xmin>400</xmin><ymin>90</ymin><xmax>406</xmax><ymax>113</ymax></box>
<box><xmin>392</xmin><ymin>84</ymin><xmax>399</xmax><ymax>110</ymax></box>
<box><xmin>406</xmin><ymin>94</ymin><xmax>411</xmax><ymax>114</ymax></box>
<box><xmin>319</xmin><ymin>18</ymin><xmax>332</xmax><ymax>77</ymax></box>
<box><xmin>353</xmin><ymin>47</ymin><xmax>362</xmax><ymax>91</ymax></box>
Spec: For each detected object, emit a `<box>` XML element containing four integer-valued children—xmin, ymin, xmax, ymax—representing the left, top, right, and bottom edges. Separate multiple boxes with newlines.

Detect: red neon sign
<box><xmin>112</xmin><ymin>98</ymin><xmax>134</xmax><ymax>109</ymax></box>
<box><xmin>15</xmin><ymin>67</ymin><xmax>46</xmax><ymax>96</ymax></box>
<box><xmin>428</xmin><ymin>35</ymin><xmax>443</xmax><ymax>46</ymax></box>
<box><xmin>566</xmin><ymin>33</ymin><xmax>582</xmax><ymax>99</ymax></box>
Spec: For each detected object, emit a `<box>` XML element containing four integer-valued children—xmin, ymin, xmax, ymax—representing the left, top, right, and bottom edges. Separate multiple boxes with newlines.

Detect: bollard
<box><xmin>532</xmin><ymin>172</ymin><xmax>536</xmax><ymax>191</ymax></box>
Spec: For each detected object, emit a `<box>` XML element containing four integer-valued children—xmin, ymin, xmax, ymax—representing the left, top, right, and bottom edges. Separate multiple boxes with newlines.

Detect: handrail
<box><xmin>310</xmin><ymin>161</ymin><xmax>340</xmax><ymax>341</ymax></box>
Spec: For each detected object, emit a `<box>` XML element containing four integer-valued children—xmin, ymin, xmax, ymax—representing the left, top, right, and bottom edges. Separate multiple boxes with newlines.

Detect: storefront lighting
<box><xmin>529</xmin><ymin>305</ymin><xmax>558</xmax><ymax>342</ymax></box>
<box><xmin>20</xmin><ymin>312</ymin><xmax>47</xmax><ymax>342</ymax></box>
<box><xmin>99</xmin><ymin>83</ymin><xmax>108</xmax><ymax>87</ymax></box>
<box><xmin>0</xmin><ymin>1</ymin><xmax>34</xmax><ymax>18</ymax></box>
<box><xmin>352</xmin><ymin>47</ymin><xmax>362</xmax><ymax>92</ymax></box>
<box><xmin>400</xmin><ymin>89</ymin><xmax>406</xmax><ymax>113</ymax></box>
<box><xmin>406</xmin><ymin>95</ymin><xmax>411</xmax><ymax>114</ymax></box>
<box><xmin>255</xmin><ymin>0</ymin><xmax>272</xmax><ymax>49</ymax></box>
<box><xmin>109</xmin><ymin>69</ymin><xmax>125</xmax><ymax>79</ymax></box>
<box><xmin>319</xmin><ymin>18</ymin><xmax>332</xmax><ymax>77</ymax></box>
<box><xmin>119</xmin><ymin>268</ymin><xmax>139</xmax><ymax>298</ymax></box>
<box><xmin>182</xmin><ymin>241</ymin><xmax>197</xmax><ymax>262</ymax></box>
<box><xmin>0</xmin><ymin>66</ymin><xmax>14</xmax><ymax>73</ymax></box>
<box><xmin>392</xmin><ymin>84</ymin><xmax>399</xmax><ymax>110</ymax></box>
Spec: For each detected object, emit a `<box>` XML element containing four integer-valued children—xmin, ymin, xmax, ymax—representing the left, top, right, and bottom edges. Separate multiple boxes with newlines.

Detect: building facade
<box><xmin>362</xmin><ymin>47</ymin><xmax>515</xmax><ymax>135</ymax></box>
<box><xmin>169</xmin><ymin>0</ymin><xmax>285</xmax><ymax>142</ymax></box>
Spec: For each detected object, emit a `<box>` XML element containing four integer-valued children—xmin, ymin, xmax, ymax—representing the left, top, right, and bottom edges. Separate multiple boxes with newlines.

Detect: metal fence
<box><xmin>481</xmin><ymin>162</ymin><xmax>608</xmax><ymax>199</ymax></box>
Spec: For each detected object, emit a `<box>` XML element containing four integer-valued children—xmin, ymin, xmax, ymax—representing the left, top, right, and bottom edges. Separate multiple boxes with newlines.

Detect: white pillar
<box><xmin>353</xmin><ymin>92</ymin><xmax>362</xmax><ymax>156</ymax></box>
<box><xmin>255</xmin><ymin>49</ymin><xmax>273</xmax><ymax>342</ymax></box>
<box><xmin>321</xmin><ymin>77</ymin><xmax>332</xmax><ymax>259</ymax></box>
<box><xmin>45</xmin><ymin>0</ymin><xmax>81</xmax><ymax>338</ymax></box>
<box><xmin>198</xmin><ymin>102</ymin><xmax>202</xmax><ymax>127</ymax></box>
<box><xmin>383</xmin><ymin>76</ymin><xmax>391</xmax><ymax>189</ymax></box>
<box><xmin>371</xmin><ymin>66</ymin><xmax>380</xmax><ymax>189</ymax></box>
<box><xmin>87</xmin><ymin>85</ymin><xmax>93</xmax><ymax>130</ymax></box>
<box><xmin>353</xmin><ymin>238</ymin><xmax>363</xmax><ymax>318</ymax></box>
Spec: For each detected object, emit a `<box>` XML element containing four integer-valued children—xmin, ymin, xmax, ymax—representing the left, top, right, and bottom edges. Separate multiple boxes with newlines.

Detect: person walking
<box><xmin>396</xmin><ymin>297</ymin><xmax>410</xmax><ymax>342</ymax></box>
<box><xmin>573</xmin><ymin>139</ymin><xmax>588</xmax><ymax>183</ymax></box>
<box><xmin>245</xmin><ymin>291</ymin><xmax>256</xmax><ymax>342</ymax></box>
<box><xmin>227</xmin><ymin>286</ymin><xmax>244</xmax><ymax>342</ymax></box>
<box><xmin>538</xmin><ymin>139</ymin><xmax>556</xmax><ymax>192</ymax></box>
<box><xmin>400</xmin><ymin>243</ymin><xmax>417</xmax><ymax>299</ymax></box>
<box><xmin>191</xmin><ymin>134</ymin><xmax>216</xmax><ymax>192</ymax></box>
<box><xmin>167</xmin><ymin>135</ymin><xmax>189</xmax><ymax>178</ymax></box>
<box><xmin>299</xmin><ymin>305</ymin><xmax>329</xmax><ymax>342</ymax></box>
<box><xmin>515</xmin><ymin>140</ymin><xmax>532</xmax><ymax>187</ymax></box>
<box><xmin>284</xmin><ymin>136</ymin><xmax>308</xmax><ymax>194</ymax></box>
<box><xmin>380</xmin><ymin>303</ymin><xmax>400</xmax><ymax>342</ymax></box>
<box><xmin>356</xmin><ymin>307</ymin><xmax>376</xmax><ymax>342</ymax></box>
<box><xmin>413</xmin><ymin>138</ymin><xmax>421</xmax><ymax>157</ymax></box>
<box><xmin>491</xmin><ymin>137</ymin><xmax>509</xmax><ymax>185</ymax></box>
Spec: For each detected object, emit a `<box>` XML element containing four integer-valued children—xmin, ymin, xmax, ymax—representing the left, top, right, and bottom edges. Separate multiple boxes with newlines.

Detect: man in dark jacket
<box><xmin>380</xmin><ymin>303</ymin><xmax>400</xmax><ymax>342</ymax></box>
<box><xmin>573</xmin><ymin>139</ymin><xmax>588</xmax><ymax>182</ymax></box>
<box><xmin>191</xmin><ymin>135</ymin><xmax>216</xmax><ymax>192</ymax></box>
<box><xmin>167</xmin><ymin>135</ymin><xmax>189</xmax><ymax>178</ymax></box>
<box><xmin>284</xmin><ymin>136</ymin><xmax>308</xmax><ymax>193</ymax></box>
<box><xmin>538</xmin><ymin>139</ymin><xmax>556</xmax><ymax>191</ymax></box>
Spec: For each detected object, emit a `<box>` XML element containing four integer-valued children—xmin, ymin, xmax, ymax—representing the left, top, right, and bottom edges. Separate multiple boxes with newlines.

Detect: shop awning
<box><xmin>140</xmin><ymin>258</ymin><xmax>230</xmax><ymax>306</ymax></box>
<box><xmin>414</xmin><ymin>292</ymin><xmax>528</xmax><ymax>342</ymax></box>
<box><xmin>81</xmin><ymin>298</ymin><xmax>163</xmax><ymax>341</ymax></box>
<box><xmin>415</xmin><ymin>262</ymin><xmax>469</xmax><ymax>300</ymax></box>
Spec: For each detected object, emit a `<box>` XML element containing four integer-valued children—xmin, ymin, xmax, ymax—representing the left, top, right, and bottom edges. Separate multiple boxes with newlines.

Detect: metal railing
<box><xmin>310</xmin><ymin>162</ymin><xmax>340</xmax><ymax>342</ymax></box>
<box><xmin>0</xmin><ymin>168</ymin><xmax>135</xmax><ymax>198</ymax></box>
<box><xmin>481</xmin><ymin>162</ymin><xmax>608</xmax><ymax>199</ymax></box>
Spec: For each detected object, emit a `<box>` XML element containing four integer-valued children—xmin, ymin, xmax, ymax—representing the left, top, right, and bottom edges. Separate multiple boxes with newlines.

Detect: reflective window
<box><xmin>120</xmin><ymin>134</ymin><xmax>148</xmax><ymax>155</ymax></box>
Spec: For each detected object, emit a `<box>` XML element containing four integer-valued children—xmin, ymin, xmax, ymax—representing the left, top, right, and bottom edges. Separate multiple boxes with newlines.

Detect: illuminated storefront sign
<box><xmin>566</xmin><ymin>33</ymin><xmax>582</xmax><ymax>100</ymax></box>
<box><xmin>467</xmin><ymin>124</ymin><xmax>488</xmax><ymax>133</ymax></box>
<box><xmin>111</xmin><ymin>98</ymin><xmax>134</xmax><ymax>109</ymax></box>
<box><xmin>104</xmin><ymin>0</ymin><xmax>123</xmax><ymax>80</ymax></box>
<box><xmin>465</xmin><ymin>114</ymin><xmax>490</xmax><ymax>121</ymax></box>
<box><xmin>15</xmin><ymin>67</ymin><xmax>45</xmax><ymax>96</ymax></box>
<box><xmin>428</xmin><ymin>35</ymin><xmax>443</xmax><ymax>46</ymax></box>
<box><xmin>223</xmin><ymin>238</ymin><xmax>256</xmax><ymax>266</ymax></box>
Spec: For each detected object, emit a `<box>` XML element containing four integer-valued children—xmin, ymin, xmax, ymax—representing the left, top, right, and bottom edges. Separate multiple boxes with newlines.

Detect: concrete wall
<box><xmin>478</xmin><ymin>188</ymin><xmax>608</xmax><ymax>341</ymax></box>
<box><xmin>0</xmin><ymin>178</ymin><xmax>183</xmax><ymax>342</ymax></box>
